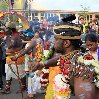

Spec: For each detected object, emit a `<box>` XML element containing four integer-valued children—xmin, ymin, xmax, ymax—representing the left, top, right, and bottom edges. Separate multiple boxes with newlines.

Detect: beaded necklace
<box><xmin>57</xmin><ymin>50</ymin><xmax>79</xmax><ymax>81</ymax></box>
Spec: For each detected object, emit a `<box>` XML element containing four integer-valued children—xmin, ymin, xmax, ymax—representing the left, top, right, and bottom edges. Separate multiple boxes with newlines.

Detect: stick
<box><xmin>15</xmin><ymin>61</ymin><xmax>23</xmax><ymax>99</ymax></box>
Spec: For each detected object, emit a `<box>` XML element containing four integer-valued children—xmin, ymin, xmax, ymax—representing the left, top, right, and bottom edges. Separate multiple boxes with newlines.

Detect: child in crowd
<box><xmin>85</xmin><ymin>33</ymin><xmax>99</xmax><ymax>99</ymax></box>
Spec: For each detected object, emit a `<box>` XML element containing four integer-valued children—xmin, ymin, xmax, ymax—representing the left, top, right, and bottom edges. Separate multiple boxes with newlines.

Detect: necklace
<box><xmin>53</xmin><ymin>51</ymin><xmax>79</xmax><ymax>99</ymax></box>
<box><xmin>62</xmin><ymin>50</ymin><xmax>79</xmax><ymax>60</ymax></box>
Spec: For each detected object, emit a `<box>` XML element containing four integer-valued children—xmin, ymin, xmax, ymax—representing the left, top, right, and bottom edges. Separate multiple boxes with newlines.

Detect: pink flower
<box><xmin>64</xmin><ymin>65</ymin><xmax>69</xmax><ymax>69</ymax></box>
<box><xmin>60</xmin><ymin>59</ymin><xmax>65</xmax><ymax>64</ymax></box>
<box><xmin>63</xmin><ymin>70</ymin><xmax>69</xmax><ymax>75</ymax></box>
<box><xmin>65</xmin><ymin>60</ymin><xmax>71</xmax><ymax>64</ymax></box>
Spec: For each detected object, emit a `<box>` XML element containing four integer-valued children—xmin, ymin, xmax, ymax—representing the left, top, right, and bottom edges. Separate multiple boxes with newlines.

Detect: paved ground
<box><xmin>0</xmin><ymin>77</ymin><xmax>45</xmax><ymax>99</ymax></box>
<box><xmin>0</xmin><ymin>77</ymin><xmax>75</xmax><ymax>99</ymax></box>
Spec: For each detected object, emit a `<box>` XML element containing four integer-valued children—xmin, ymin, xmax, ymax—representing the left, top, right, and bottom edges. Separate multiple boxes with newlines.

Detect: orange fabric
<box><xmin>6</xmin><ymin>56</ymin><xmax>24</xmax><ymax>65</ymax></box>
<box><xmin>6</xmin><ymin>52</ymin><xmax>24</xmax><ymax>65</ymax></box>
<box><xmin>45</xmin><ymin>66</ymin><xmax>61</xmax><ymax>99</ymax></box>
<box><xmin>48</xmin><ymin>66</ymin><xmax>61</xmax><ymax>85</ymax></box>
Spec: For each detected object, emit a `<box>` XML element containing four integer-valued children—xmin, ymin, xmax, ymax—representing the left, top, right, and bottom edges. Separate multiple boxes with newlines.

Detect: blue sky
<box><xmin>35</xmin><ymin>0</ymin><xmax>99</xmax><ymax>11</ymax></box>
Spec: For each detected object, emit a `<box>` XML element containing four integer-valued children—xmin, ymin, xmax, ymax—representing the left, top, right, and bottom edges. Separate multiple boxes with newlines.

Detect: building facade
<box><xmin>0</xmin><ymin>0</ymin><xmax>99</xmax><ymax>23</ymax></box>
<box><xmin>14</xmin><ymin>9</ymin><xmax>99</xmax><ymax>23</ymax></box>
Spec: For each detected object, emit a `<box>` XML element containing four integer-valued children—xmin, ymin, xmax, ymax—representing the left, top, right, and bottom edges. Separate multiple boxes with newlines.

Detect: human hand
<box><xmin>11</xmin><ymin>56</ymin><xmax>17</xmax><ymax>61</ymax></box>
<box><xmin>36</xmin><ymin>70</ymin><xmax>43</xmax><ymax>76</ymax></box>
<box><xmin>28</xmin><ymin>61</ymin><xmax>44</xmax><ymax>72</ymax></box>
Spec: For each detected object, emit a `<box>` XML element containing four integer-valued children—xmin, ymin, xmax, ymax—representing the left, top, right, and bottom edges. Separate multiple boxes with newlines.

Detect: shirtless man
<box><xmin>2</xmin><ymin>22</ymin><xmax>26</xmax><ymax>94</ymax></box>
<box><xmin>25</xmin><ymin>15</ymin><xmax>97</xmax><ymax>99</ymax></box>
<box><xmin>11</xmin><ymin>30</ymin><xmax>44</xmax><ymax>99</ymax></box>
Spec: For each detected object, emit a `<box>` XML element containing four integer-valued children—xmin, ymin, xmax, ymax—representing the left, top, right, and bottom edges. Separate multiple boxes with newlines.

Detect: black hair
<box><xmin>78</xmin><ymin>15</ymin><xmax>84</xmax><ymax>20</ymax></box>
<box><xmin>85</xmin><ymin>33</ymin><xmax>98</xmax><ymax>43</ymax></box>
<box><xmin>35</xmin><ymin>30</ymin><xmax>39</xmax><ymax>33</ymax></box>
<box><xmin>10</xmin><ymin>28</ymin><xmax>17</xmax><ymax>32</ymax></box>
<box><xmin>70</xmin><ymin>39</ymin><xmax>86</xmax><ymax>53</ymax></box>
<box><xmin>70</xmin><ymin>39</ymin><xmax>82</xmax><ymax>50</ymax></box>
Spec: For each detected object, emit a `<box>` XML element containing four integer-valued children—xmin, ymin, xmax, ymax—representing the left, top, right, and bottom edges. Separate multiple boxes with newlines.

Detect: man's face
<box><xmin>34</xmin><ymin>32</ymin><xmax>39</xmax><ymax>38</ymax></box>
<box><xmin>92</xmin><ymin>14</ymin><xmax>96</xmax><ymax>21</ymax></box>
<box><xmin>86</xmin><ymin>40</ymin><xmax>98</xmax><ymax>52</ymax></box>
<box><xmin>40</xmin><ymin>24</ymin><xmax>43</xmax><ymax>29</ymax></box>
<box><xmin>79</xmin><ymin>18</ymin><xmax>84</xmax><ymax>24</ymax></box>
<box><xmin>54</xmin><ymin>36</ymin><xmax>64</xmax><ymax>53</ymax></box>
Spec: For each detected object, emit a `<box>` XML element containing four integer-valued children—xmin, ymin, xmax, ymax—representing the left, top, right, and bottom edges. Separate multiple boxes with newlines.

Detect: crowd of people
<box><xmin>0</xmin><ymin>14</ymin><xmax>99</xmax><ymax>99</ymax></box>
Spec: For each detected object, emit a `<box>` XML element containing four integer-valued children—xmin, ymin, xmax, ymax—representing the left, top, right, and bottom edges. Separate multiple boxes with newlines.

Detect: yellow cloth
<box><xmin>83</xmin><ymin>23</ymin><xmax>88</xmax><ymax>33</ymax></box>
<box><xmin>6</xmin><ymin>52</ymin><xmax>24</xmax><ymax>65</ymax></box>
<box><xmin>45</xmin><ymin>85</ymin><xmax>54</xmax><ymax>99</ymax></box>
<box><xmin>45</xmin><ymin>66</ymin><xmax>60</xmax><ymax>99</ymax></box>
<box><xmin>49</xmin><ymin>66</ymin><xmax>61</xmax><ymax>85</ymax></box>
<box><xmin>54</xmin><ymin>89</ymin><xmax>71</xmax><ymax>97</ymax></box>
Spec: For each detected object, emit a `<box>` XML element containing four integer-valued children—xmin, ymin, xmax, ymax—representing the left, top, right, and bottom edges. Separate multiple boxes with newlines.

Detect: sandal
<box><xmin>1</xmin><ymin>80</ymin><xmax>11</xmax><ymax>94</ymax></box>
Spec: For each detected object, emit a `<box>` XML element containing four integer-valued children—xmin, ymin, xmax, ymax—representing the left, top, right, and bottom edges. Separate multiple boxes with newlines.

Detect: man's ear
<box><xmin>64</xmin><ymin>40</ymin><xmax>71</xmax><ymax>47</ymax></box>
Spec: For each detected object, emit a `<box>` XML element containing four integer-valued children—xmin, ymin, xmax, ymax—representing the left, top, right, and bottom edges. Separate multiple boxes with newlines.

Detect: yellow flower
<box><xmin>92</xmin><ymin>61</ymin><xmax>99</xmax><ymax>68</ymax></box>
<box><xmin>77</xmin><ymin>56</ymin><xmax>84</xmax><ymax>63</ymax></box>
<box><xmin>97</xmin><ymin>75</ymin><xmax>99</xmax><ymax>79</ymax></box>
<box><xmin>95</xmin><ymin>81</ymin><xmax>99</xmax><ymax>88</ymax></box>
<box><xmin>95</xmin><ymin>67</ymin><xmax>99</xmax><ymax>74</ymax></box>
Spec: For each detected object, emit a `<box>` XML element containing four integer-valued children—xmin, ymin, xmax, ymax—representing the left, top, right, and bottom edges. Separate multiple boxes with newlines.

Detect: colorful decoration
<box><xmin>40</xmin><ymin>68</ymin><xmax>49</xmax><ymax>88</ymax></box>
<box><xmin>40</xmin><ymin>47</ymin><xmax>54</xmax><ymax>88</ymax></box>
<box><xmin>54</xmin><ymin>74</ymin><xmax>71</xmax><ymax>99</ymax></box>
<box><xmin>55</xmin><ymin>50</ymin><xmax>79</xmax><ymax>99</ymax></box>
<box><xmin>35</xmin><ymin>43</ymin><xmax>43</xmax><ymax>62</ymax></box>
<box><xmin>0</xmin><ymin>12</ymin><xmax>29</xmax><ymax>29</ymax></box>
<box><xmin>42</xmin><ymin>47</ymin><xmax>54</xmax><ymax>62</ymax></box>
<box><xmin>55</xmin><ymin>58</ymin><xmax>71</xmax><ymax>99</ymax></box>
<box><xmin>77</xmin><ymin>53</ymin><xmax>99</xmax><ymax>88</ymax></box>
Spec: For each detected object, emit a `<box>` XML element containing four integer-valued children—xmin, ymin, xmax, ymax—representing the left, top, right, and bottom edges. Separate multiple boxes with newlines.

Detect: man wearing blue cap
<box><xmin>1</xmin><ymin>22</ymin><xmax>26</xmax><ymax>94</ymax></box>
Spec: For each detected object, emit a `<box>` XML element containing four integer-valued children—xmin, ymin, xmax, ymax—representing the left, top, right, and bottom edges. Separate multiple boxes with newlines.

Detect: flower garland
<box><xmin>35</xmin><ymin>43</ymin><xmax>43</xmax><ymax>62</ymax></box>
<box><xmin>55</xmin><ymin>50</ymin><xmax>79</xmax><ymax>99</ymax></box>
<box><xmin>40</xmin><ymin>47</ymin><xmax>54</xmax><ymax>89</ymax></box>
<box><xmin>77</xmin><ymin>52</ymin><xmax>99</xmax><ymax>88</ymax></box>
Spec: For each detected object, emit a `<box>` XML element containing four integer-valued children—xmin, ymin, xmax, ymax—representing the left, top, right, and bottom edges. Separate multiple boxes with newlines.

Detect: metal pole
<box><xmin>8</xmin><ymin>0</ymin><xmax>10</xmax><ymax>22</ymax></box>
<box><xmin>29</xmin><ymin>0</ymin><xmax>31</xmax><ymax>23</ymax></box>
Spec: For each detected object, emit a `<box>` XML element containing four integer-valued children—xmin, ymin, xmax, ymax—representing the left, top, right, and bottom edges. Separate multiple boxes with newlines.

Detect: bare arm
<box><xmin>31</xmin><ymin>55</ymin><xmax>60</xmax><ymax>72</ymax></box>
<box><xmin>16</xmin><ymin>38</ymin><xmax>36</xmax><ymax>59</ymax></box>
<box><xmin>44</xmin><ymin>56</ymin><xmax>60</xmax><ymax>68</ymax></box>
<box><xmin>22</xmin><ymin>40</ymin><xmax>30</xmax><ymax>44</ymax></box>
